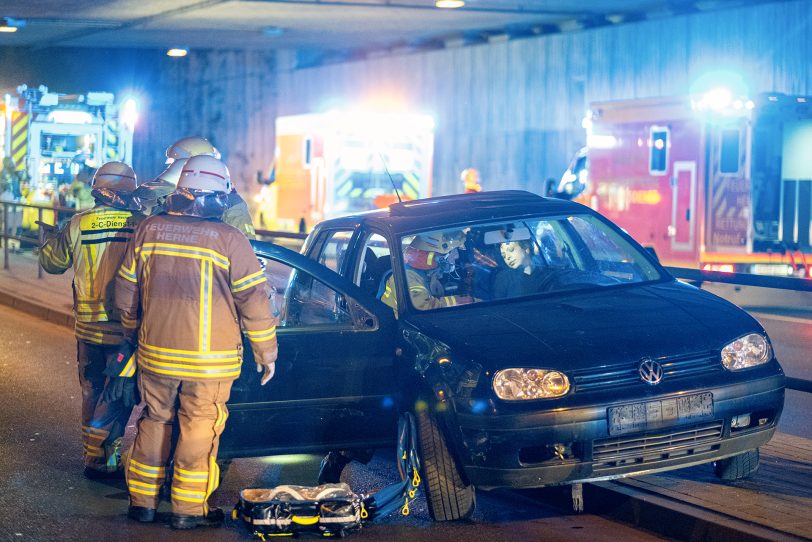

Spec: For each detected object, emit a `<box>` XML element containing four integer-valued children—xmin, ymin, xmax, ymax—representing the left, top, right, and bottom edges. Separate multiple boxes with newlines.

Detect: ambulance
<box><xmin>560</xmin><ymin>89</ymin><xmax>812</xmax><ymax>277</ymax></box>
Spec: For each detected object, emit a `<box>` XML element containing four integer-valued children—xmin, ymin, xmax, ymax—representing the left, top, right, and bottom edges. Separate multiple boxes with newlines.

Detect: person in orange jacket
<box><xmin>115</xmin><ymin>155</ymin><xmax>277</xmax><ymax>529</ymax></box>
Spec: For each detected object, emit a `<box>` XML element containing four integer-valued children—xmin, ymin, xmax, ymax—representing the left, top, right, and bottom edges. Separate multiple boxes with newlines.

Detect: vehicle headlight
<box><xmin>492</xmin><ymin>368</ymin><xmax>570</xmax><ymax>400</ymax></box>
<box><xmin>721</xmin><ymin>333</ymin><xmax>772</xmax><ymax>371</ymax></box>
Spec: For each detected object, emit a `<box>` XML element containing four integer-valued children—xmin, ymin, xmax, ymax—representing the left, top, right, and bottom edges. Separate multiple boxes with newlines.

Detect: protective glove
<box><xmin>102</xmin><ymin>377</ymin><xmax>137</xmax><ymax>407</ymax></box>
<box><xmin>102</xmin><ymin>341</ymin><xmax>138</xmax><ymax>405</ymax></box>
<box><xmin>256</xmin><ymin>347</ymin><xmax>278</xmax><ymax>386</ymax></box>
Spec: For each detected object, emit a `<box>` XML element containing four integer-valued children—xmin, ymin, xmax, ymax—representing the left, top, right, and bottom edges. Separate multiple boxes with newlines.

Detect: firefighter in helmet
<box><xmin>116</xmin><ymin>155</ymin><xmax>278</xmax><ymax>529</ymax></box>
<box><xmin>460</xmin><ymin>167</ymin><xmax>482</xmax><ymax>194</ymax></box>
<box><xmin>380</xmin><ymin>230</ymin><xmax>474</xmax><ymax>315</ymax></box>
<box><xmin>135</xmin><ymin>136</ymin><xmax>257</xmax><ymax>239</ymax></box>
<box><xmin>39</xmin><ymin>161</ymin><xmax>145</xmax><ymax>478</ymax></box>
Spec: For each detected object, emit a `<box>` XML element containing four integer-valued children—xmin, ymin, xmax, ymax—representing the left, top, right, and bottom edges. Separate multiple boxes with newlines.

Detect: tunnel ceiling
<box><xmin>0</xmin><ymin>0</ymin><xmax>786</xmax><ymax>55</ymax></box>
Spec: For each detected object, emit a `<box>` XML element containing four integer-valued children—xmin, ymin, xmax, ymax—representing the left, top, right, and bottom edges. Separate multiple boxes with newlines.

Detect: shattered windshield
<box><xmin>394</xmin><ymin>213</ymin><xmax>663</xmax><ymax>312</ymax></box>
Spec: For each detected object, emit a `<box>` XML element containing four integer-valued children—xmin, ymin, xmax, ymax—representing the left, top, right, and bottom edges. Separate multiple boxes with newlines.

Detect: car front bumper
<box><xmin>453</xmin><ymin>373</ymin><xmax>784</xmax><ymax>489</ymax></box>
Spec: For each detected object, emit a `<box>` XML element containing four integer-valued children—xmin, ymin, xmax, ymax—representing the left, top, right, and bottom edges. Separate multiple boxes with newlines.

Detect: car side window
<box><xmin>315</xmin><ymin>230</ymin><xmax>354</xmax><ymax>274</ymax></box>
<box><xmin>259</xmin><ymin>257</ymin><xmax>354</xmax><ymax>328</ymax></box>
<box><xmin>355</xmin><ymin>233</ymin><xmax>392</xmax><ymax>298</ymax></box>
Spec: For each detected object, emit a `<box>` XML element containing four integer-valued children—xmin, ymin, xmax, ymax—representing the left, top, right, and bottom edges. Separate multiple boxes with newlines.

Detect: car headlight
<box><xmin>492</xmin><ymin>368</ymin><xmax>570</xmax><ymax>400</ymax></box>
<box><xmin>721</xmin><ymin>333</ymin><xmax>772</xmax><ymax>371</ymax></box>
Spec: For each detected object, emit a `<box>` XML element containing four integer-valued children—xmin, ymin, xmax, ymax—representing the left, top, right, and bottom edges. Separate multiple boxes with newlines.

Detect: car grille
<box><xmin>592</xmin><ymin>420</ymin><xmax>724</xmax><ymax>471</ymax></box>
<box><xmin>572</xmin><ymin>351</ymin><xmax>722</xmax><ymax>392</ymax></box>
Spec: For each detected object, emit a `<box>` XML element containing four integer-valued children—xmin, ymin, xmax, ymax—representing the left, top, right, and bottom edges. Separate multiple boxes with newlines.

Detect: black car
<box><xmin>220</xmin><ymin>190</ymin><xmax>785</xmax><ymax>521</ymax></box>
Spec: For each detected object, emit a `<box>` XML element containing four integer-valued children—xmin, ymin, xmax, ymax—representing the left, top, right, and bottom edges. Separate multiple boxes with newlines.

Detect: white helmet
<box><xmin>133</xmin><ymin>159</ymin><xmax>187</xmax><ymax>201</ymax></box>
<box><xmin>177</xmin><ymin>155</ymin><xmax>231</xmax><ymax>193</ymax></box>
<box><xmin>165</xmin><ymin>136</ymin><xmax>220</xmax><ymax>164</ymax></box>
<box><xmin>92</xmin><ymin>161</ymin><xmax>137</xmax><ymax>192</ymax></box>
<box><xmin>91</xmin><ymin>161</ymin><xmax>140</xmax><ymax>210</ymax></box>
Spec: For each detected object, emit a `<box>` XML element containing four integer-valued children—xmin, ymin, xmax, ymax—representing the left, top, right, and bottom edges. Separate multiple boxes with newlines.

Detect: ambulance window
<box><xmin>720</xmin><ymin>129</ymin><xmax>740</xmax><ymax>174</ymax></box>
<box><xmin>303</xmin><ymin>137</ymin><xmax>313</xmax><ymax>168</ymax></box>
<box><xmin>649</xmin><ymin>126</ymin><xmax>669</xmax><ymax>175</ymax></box>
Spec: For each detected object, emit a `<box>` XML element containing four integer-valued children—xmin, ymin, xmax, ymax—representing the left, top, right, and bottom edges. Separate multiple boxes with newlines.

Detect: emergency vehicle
<box><xmin>1</xmin><ymin>84</ymin><xmax>135</xmax><ymax>189</ymax></box>
<box><xmin>560</xmin><ymin>90</ymin><xmax>812</xmax><ymax>278</ymax></box>
<box><xmin>262</xmin><ymin>111</ymin><xmax>434</xmax><ymax>231</ymax></box>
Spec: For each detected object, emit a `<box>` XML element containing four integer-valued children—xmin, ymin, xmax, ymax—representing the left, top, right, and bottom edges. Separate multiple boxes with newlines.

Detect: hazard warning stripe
<box><xmin>11</xmin><ymin>112</ymin><xmax>29</xmax><ymax>170</ymax></box>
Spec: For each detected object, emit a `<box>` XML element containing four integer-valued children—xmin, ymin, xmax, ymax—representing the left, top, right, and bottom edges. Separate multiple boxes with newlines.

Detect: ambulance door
<box><xmin>671</xmin><ymin>161</ymin><xmax>697</xmax><ymax>252</ymax></box>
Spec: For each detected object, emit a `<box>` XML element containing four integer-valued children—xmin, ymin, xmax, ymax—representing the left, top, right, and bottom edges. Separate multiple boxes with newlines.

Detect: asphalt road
<box><xmin>0</xmin><ymin>304</ymin><xmax>668</xmax><ymax>542</ymax></box>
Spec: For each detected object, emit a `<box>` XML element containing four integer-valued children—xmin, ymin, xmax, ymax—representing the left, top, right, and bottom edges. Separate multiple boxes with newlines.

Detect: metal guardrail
<box><xmin>666</xmin><ymin>266</ymin><xmax>811</xmax><ymax>394</ymax></box>
<box><xmin>665</xmin><ymin>266</ymin><xmax>812</xmax><ymax>292</ymax></box>
<box><xmin>1</xmin><ymin>200</ymin><xmax>78</xmax><ymax>277</ymax></box>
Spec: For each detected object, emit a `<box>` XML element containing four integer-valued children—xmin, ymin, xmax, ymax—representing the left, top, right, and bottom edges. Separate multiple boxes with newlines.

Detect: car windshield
<box><xmin>397</xmin><ymin>213</ymin><xmax>663</xmax><ymax>312</ymax></box>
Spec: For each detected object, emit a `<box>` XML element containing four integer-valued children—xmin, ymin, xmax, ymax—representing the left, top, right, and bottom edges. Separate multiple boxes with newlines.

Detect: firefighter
<box><xmin>39</xmin><ymin>161</ymin><xmax>145</xmax><ymax>478</ymax></box>
<box><xmin>116</xmin><ymin>155</ymin><xmax>278</xmax><ymax>529</ymax></box>
<box><xmin>135</xmin><ymin>136</ymin><xmax>257</xmax><ymax>238</ymax></box>
<box><xmin>460</xmin><ymin>167</ymin><xmax>482</xmax><ymax>193</ymax></box>
<box><xmin>380</xmin><ymin>230</ymin><xmax>474</xmax><ymax>316</ymax></box>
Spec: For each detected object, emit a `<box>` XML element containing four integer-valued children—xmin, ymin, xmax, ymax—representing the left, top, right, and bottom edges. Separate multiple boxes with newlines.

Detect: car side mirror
<box><xmin>644</xmin><ymin>246</ymin><xmax>660</xmax><ymax>263</ymax></box>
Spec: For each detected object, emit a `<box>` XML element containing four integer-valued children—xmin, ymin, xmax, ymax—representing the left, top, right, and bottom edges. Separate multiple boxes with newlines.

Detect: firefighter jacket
<box><xmin>115</xmin><ymin>214</ymin><xmax>277</xmax><ymax>381</ymax></box>
<box><xmin>380</xmin><ymin>268</ymin><xmax>471</xmax><ymax>316</ymax></box>
<box><xmin>39</xmin><ymin>205</ymin><xmax>144</xmax><ymax>345</ymax></box>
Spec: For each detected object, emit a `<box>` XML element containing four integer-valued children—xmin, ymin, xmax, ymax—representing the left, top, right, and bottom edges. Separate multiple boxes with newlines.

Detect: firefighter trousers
<box><xmin>78</xmin><ymin>341</ymin><xmax>134</xmax><ymax>473</ymax></box>
<box><xmin>126</xmin><ymin>371</ymin><xmax>231</xmax><ymax>516</ymax></box>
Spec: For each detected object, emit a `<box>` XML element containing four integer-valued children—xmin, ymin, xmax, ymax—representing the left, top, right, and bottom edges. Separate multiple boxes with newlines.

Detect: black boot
<box><xmin>127</xmin><ymin>506</ymin><xmax>156</xmax><ymax>523</ymax></box>
<box><xmin>171</xmin><ymin>508</ymin><xmax>224</xmax><ymax>530</ymax></box>
<box><xmin>317</xmin><ymin>451</ymin><xmax>352</xmax><ymax>484</ymax></box>
<box><xmin>84</xmin><ymin>466</ymin><xmax>124</xmax><ymax>480</ymax></box>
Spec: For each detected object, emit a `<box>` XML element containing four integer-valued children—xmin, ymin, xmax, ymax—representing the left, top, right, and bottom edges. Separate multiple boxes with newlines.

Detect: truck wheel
<box><xmin>713</xmin><ymin>448</ymin><xmax>760</xmax><ymax>481</ymax></box>
<box><xmin>416</xmin><ymin>408</ymin><xmax>475</xmax><ymax>521</ymax></box>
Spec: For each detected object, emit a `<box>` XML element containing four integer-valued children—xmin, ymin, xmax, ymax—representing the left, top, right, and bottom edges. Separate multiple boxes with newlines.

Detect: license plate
<box><xmin>608</xmin><ymin>392</ymin><xmax>713</xmax><ymax>436</ymax></box>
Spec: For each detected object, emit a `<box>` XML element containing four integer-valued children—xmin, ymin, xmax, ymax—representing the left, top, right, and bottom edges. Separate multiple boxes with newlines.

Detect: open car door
<box><xmin>220</xmin><ymin>242</ymin><xmax>399</xmax><ymax>459</ymax></box>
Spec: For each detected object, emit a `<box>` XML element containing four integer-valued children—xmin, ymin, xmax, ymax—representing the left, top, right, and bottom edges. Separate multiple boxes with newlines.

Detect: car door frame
<box><xmin>219</xmin><ymin>241</ymin><xmax>400</xmax><ymax>459</ymax></box>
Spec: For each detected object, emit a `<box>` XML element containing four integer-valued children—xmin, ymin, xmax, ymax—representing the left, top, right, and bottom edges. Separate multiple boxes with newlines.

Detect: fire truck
<box><xmin>261</xmin><ymin>111</ymin><xmax>434</xmax><ymax>231</ymax></box>
<box><xmin>561</xmin><ymin>90</ymin><xmax>812</xmax><ymax>277</ymax></box>
<box><xmin>1</xmin><ymin>84</ymin><xmax>135</xmax><ymax>190</ymax></box>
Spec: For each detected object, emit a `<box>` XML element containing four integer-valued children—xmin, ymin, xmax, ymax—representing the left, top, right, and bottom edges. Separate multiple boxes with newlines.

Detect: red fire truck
<box><xmin>560</xmin><ymin>90</ymin><xmax>812</xmax><ymax>277</ymax></box>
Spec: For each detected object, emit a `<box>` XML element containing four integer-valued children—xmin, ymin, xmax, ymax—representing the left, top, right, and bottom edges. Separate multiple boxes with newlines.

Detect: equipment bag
<box><xmin>234</xmin><ymin>413</ymin><xmax>421</xmax><ymax>539</ymax></box>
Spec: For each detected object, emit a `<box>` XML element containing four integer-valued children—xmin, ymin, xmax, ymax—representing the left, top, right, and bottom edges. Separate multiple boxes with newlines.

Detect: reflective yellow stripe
<box><xmin>130</xmin><ymin>486</ymin><xmax>160</xmax><ymax>496</ymax></box>
<box><xmin>128</xmin><ymin>480</ymin><xmax>161</xmax><ymax>491</ymax></box>
<box><xmin>138</xmin><ymin>350</ymin><xmax>240</xmax><ymax>363</ymax></box>
<box><xmin>129</xmin><ymin>465</ymin><xmax>163</xmax><ymax>479</ymax></box>
<box><xmin>175</xmin><ymin>467</ymin><xmax>208</xmax><ymax>477</ymax></box>
<box><xmin>119</xmin><ymin>354</ymin><xmax>136</xmax><ymax>377</ymax></box>
<box><xmin>231</xmin><ymin>274</ymin><xmax>266</xmax><ymax>293</ymax></box>
<box><xmin>118</xmin><ymin>268</ymin><xmax>138</xmax><ymax>283</ymax></box>
<box><xmin>172</xmin><ymin>487</ymin><xmax>206</xmax><ymax>499</ymax></box>
<box><xmin>232</xmin><ymin>270</ymin><xmax>264</xmax><ymax>289</ymax></box>
<box><xmin>205</xmin><ymin>456</ymin><xmax>219</xmax><ymax>507</ymax></box>
<box><xmin>174</xmin><ymin>473</ymin><xmax>208</xmax><ymax>483</ymax></box>
<box><xmin>215</xmin><ymin>403</ymin><xmax>228</xmax><ymax>428</ymax></box>
<box><xmin>246</xmin><ymin>327</ymin><xmax>276</xmax><ymax>341</ymax></box>
<box><xmin>140</xmin><ymin>343</ymin><xmax>238</xmax><ymax>356</ymax></box>
<box><xmin>139</xmin><ymin>363</ymin><xmax>241</xmax><ymax>380</ymax></box>
<box><xmin>140</xmin><ymin>243</ymin><xmax>229</xmax><ymax>269</ymax></box>
<box><xmin>129</xmin><ymin>458</ymin><xmax>166</xmax><ymax>474</ymax></box>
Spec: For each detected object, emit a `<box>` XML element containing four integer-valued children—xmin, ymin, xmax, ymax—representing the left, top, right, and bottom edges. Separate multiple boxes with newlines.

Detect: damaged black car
<box><xmin>220</xmin><ymin>190</ymin><xmax>785</xmax><ymax>521</ymax></box>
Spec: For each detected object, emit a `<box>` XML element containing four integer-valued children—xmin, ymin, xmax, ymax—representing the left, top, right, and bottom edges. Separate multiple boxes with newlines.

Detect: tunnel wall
<box><xmin>277</xmin><ymin>0</ymin><xmax>812</xmax><ymax>196</ymax></box>
<box><xmin>1</xmin><ymin>0</ymin><xmax>810</xmax><ymax>210</ymax></box>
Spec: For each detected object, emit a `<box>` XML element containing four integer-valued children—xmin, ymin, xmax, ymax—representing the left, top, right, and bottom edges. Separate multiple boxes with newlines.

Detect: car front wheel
<box><xmin>416</xmin><ymin>408</ymin><xmax>475</xmax><ymax>521</ymax></box>
<box><xmin>713</xmin><ymin>448</ymin><xmax>760</xmax><ymax>481</ymax></box>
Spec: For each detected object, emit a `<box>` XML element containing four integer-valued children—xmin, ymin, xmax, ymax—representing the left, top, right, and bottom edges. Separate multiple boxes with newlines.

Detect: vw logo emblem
<box><xmin>639</xmin><ymin>358</ymin><xmax>663</xmax><ymax>385</ymax></box>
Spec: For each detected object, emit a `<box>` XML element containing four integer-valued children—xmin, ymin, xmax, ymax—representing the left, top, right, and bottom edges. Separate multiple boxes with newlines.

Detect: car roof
<box><xmin>315</xmin><ymin>190</ymin><xmax>588</xmax><ymax>235</ymax></box>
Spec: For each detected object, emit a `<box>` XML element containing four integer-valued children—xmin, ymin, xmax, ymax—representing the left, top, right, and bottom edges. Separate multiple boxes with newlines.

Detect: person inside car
<box><xmin>492</xmin><ymin>238</ymin><xmax>548</xmax><ymax>299</ymax></box>
<box><xmin>380</xmin><ymin>230</ymin><xmax>474</xmax><ymax>315</ymax></box>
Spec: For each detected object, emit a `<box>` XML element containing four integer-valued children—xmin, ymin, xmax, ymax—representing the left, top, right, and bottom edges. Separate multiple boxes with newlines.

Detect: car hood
<box><xmin>402</xmin><ymin>280</ymin><xmax>762</xmax><ymax>372</ymax></box>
